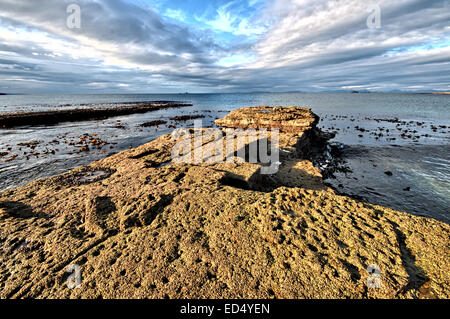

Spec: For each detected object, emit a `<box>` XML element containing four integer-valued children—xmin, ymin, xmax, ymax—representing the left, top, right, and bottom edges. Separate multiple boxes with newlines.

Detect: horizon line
<box><xmin>2</xmin><ymin>91</ymin><xmax>450</xmax><ymax>96</ymax></box>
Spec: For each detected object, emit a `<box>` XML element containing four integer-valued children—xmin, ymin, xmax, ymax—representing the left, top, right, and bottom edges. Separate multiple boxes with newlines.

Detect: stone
<box><xmin>215</xmin><ymin>106</ymin><xmax>319</xmax><ymax>133</ymax></box>
<box><xmin>0</xmin><ymin>107</ymin><xmax>448</xmax><ymax>299</ymax></box>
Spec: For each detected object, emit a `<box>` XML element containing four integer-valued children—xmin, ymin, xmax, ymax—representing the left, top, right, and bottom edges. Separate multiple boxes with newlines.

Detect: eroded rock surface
<box><xmin>0</xmin><ymin>107</ymin><xmax>448</xmax><ymax>299</ymax></box>
<box><xmin>215</xmin><ymin>106</ymin><xmax>318</xmax><ymax>133</ymax></box>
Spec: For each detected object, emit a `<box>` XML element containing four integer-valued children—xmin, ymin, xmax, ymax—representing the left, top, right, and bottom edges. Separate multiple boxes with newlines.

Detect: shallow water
<box><xmin>0</xmin><ymin>93</ymin><xmax>449</xmax><ymax>223</ymax></box>
<box><xmin>325</xmin><ymin>144</ymin><xmax>450</xmax><ymax>223</ymax></box>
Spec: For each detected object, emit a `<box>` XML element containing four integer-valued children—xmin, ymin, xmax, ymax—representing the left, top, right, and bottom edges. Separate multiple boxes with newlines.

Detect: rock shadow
<box><xmin>0</xmin><ymin>201</ymin><xmax>46</xmax><ymax>219</ymax></box>
<box><xmin>388</xmin><ymin>220</ymin><xmax>430</xmax><ymax>295</ymax></box>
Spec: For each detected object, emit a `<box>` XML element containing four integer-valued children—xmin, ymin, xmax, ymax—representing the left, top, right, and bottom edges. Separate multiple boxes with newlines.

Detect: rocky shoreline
<box><xmin>0</xmin><ymin>101</ymin><xmax>192</xmax><ymax>128</ymax></box>
<box><xmin>0</xmin><ymin>106</ymin><xmax>448</xmax><ymax>299</ymax></box>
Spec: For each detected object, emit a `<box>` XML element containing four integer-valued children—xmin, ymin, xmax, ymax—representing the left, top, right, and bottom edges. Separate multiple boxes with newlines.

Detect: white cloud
<box><xmin>199</xmin><ymin>2</ymin><xmax>267</xmax><ymax>37</ymax></box>
<box><xmin>203</xmin><ymin>5</ymin><xmax>237</xmax><ymax>33</ymax></box>
<box><xmin>217</xmin><ymin>53</ymin><xmax>256</xmax><ymax>67</ymax></box>
<box><xmin>164</xmin><ymin>8</ymin><xmax>186</xmax><ymax>22</ymax></box>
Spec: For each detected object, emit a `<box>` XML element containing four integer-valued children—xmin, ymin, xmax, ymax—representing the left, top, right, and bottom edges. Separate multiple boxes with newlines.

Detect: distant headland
<box><xmin>416</xmin><ymin>92</ymin><xmax>450</xmax><ymax>95</ymax></box>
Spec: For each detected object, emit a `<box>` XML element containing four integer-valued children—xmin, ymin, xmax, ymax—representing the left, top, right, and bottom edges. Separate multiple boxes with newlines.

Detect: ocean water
<box><xmin>0</xmin><ymin>93</ymin><xmax>449</xmax><ymax>223</ymax></box>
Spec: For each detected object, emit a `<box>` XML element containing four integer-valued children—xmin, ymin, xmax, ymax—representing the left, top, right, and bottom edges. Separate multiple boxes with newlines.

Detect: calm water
<box><xmin>0</xmin><ymin>93</ymin><xmax>449</xmax><ymax>222</ymax></box>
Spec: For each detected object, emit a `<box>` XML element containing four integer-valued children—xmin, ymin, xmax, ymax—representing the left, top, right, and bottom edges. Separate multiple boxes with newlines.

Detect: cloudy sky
<box><xmin>0</xmin><ymin>0</ymin><xmax>449</xmax><ymax>93</ymax></box>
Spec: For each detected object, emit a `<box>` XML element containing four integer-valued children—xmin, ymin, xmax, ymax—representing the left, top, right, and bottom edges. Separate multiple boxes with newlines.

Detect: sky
<box><xmin>0</xmin><ymin>0</ymin><xmax>449</xmax><ymax>93</ymax></box>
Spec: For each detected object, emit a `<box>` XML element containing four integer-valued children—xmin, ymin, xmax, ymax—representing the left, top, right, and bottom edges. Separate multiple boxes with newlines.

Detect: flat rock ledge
<box><xmin>215</xmin><ymin>106</ymin><xmax>319</xmax><ymax>133</ymax></box>
<box><xmin>0</xmin><ymin>106</ymin><xmax>448</xmax><ymax>299</ymax></box>
<box><xmin>0</xmin><ymin>101</ymin><xmax>192</xmax><ymax>128</ymax></box>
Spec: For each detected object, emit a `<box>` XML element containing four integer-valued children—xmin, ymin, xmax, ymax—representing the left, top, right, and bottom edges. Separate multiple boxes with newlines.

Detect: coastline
<box><xmin>0</xmin><ymin>102</ymin><xmax>192</xmax><ymax>128</ymax></box>
<box><xmin>1</xmin><ymin>106</ymin><xmax>448</xmax><ymax>299</ymax></box>
<box><xmin>1</xmin><ymin>95</ymin><xmax>448</xmax><ymax>217</ymax></box>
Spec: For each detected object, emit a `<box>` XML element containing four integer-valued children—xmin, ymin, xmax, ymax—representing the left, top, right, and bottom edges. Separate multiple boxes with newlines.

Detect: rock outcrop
<box><xmin>0</xmin><ymin>107</ymin><xmax>448</xmax><ymax>299</ymax></box>
<box><xmin>0</xmin><ymin>102</ymin><xmax>192</xmax><ymax>128</ymax></box>
<box><xmin>215</xmin><ymin>106</ymin><xmax>319</xmax><ymax>133</ymax></box>
<box><xmin>215</xmin><ymin>106</ymin><xmax>333</xmax><ymax>159</ymax></box>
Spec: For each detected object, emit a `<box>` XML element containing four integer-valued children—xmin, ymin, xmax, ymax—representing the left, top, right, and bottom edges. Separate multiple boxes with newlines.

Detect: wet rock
<box><xmin>140</xmin><ymin>120</ymin><xmax>167</xmax><ymax>127</ymax></box>
<box><xmin>0</xmin><ymin>102</ymin><xmax>192</xmax><ymax>128</ymax></box>
<box><xmin>170</xmin><ymin>115</ymin><xmax>206</xmax><ymax>122</ymax></box>
<box><xmin>4</xmin><ymin>154</ymin><xmax>18</xmax><ymax>162</ymax></box>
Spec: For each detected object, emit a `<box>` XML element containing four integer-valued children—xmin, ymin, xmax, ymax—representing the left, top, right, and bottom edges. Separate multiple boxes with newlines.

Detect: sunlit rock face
<box><xmin>215</xmin><ymin>106</ymin><xmax>319</xmax><ymax>133</ymax></box>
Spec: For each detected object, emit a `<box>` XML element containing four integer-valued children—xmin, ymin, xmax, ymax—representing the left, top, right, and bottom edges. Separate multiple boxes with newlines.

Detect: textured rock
<box><xmin>0</xmin><ymin>107</ymin><xmax>448</xmax><ymax>299</ymax></box>
<box><xmin>0</xmin><ymin>102</ymin><xmax>192</xmax><ymax>128</ymax></box>
<box><xmin>215</xmin><ymin>106</ymin><xmax>319</xmax><ymax>133</ymax></box>
<box><xmin>215</xmin><ymin>106</ymin><xmax>331</xmax><ymax>159</ymax></box>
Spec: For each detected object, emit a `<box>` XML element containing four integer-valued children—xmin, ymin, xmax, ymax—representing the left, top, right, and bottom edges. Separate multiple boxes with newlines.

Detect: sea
<box><xmin>0</xmin><ymin>93</ymin><xmax>449</xmax><ymax>223</ymax></box>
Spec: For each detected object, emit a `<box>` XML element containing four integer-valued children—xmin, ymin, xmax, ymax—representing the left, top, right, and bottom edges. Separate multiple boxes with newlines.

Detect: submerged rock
<box><xmin>0</xmin><ymin>106</ymin><xmax>448</xmax><ymax>299</ymax></box>
<box><xmin>140</xmin><ymin>120</ymin><xmax>167</xmax><ymax>128</ymax></box>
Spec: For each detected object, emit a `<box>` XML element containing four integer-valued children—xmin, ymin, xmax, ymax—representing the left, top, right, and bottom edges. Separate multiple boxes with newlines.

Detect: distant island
<box><xmin>416</xmin><ymin>92</ymin><xmax>450</xmax><ymax>95</ymax></box>
<box><xmin>351</xmin><ymin>90</ymin><xmax>371</xmax><ymax>94</ymax></box>
<box><xmin>0</xmin><ymin>93</ymin><xmax>7</xmax><ymax>95</ymax></box>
